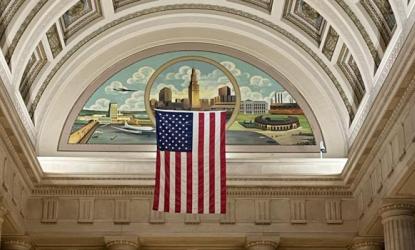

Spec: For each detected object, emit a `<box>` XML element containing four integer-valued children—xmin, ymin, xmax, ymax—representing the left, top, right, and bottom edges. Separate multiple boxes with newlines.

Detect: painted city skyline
<box><xmin>69</xmin><ymin>51</ymin><xmax>315</xmax><ymax>146</ymax></box>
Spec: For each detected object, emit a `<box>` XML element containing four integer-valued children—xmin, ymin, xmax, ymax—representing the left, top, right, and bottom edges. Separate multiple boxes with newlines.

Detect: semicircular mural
<box><xmin>68</xmin><ymin>51</ymin><xmax>316</xmax><ymax>146</ymax></box>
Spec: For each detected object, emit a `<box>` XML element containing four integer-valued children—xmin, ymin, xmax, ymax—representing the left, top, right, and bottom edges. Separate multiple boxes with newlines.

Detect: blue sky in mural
<box><xmin>84</xmin><ymin>51</ymin><xmax>287</xmax><ymax>111</ymax></box>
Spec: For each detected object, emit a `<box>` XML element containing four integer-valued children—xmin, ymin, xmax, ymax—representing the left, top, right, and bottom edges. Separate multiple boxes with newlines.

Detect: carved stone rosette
<box><xmin>380</xmin><ymin>203</ymin><xmax>415</xmax><ymax>250</ymax></box>
<box><xmin>105</xmin><ymin>239</ymin><xmax>138</xmax><ymax>250</ymax></box>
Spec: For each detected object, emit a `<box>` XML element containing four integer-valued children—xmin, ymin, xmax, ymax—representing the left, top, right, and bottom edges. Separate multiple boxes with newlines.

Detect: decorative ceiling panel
<box><xmin>112</xmin><ymin>0</ymin><xmax>149</xmax><ymax>11</ymax></box>
<box><xmin>283</xmin><ymin>0</ymin><xmax>327</xmax><ymax>45</ymax></box>
<box><xmin>46</xmin><ymin>24</ymin><xmax>63</xmax><ymax>58</ymax></box>
<box><xmin>335</xmin><ymin>0</ymin><xmax>381</xmax><ymax>70</ymax></box>
<box><xmin>19</xmin><ymin>43</ymin><xmax>47</xmax><ymax>105</ymax></box>
<box><xmin>361</xmin><ymin>0</ymin><xmax>396</xmax><ymax>50</ymax></box>
<box><xmin>337</xmin><ymin>45</ymin><xmax>366</xmax><ymax>108</ymax></box>
<box><xmin>27</xmin><ymin>4</ymin><xmax>354</xmax><ymax>122</ymax></box>
<box><xmin>230</xmin><ymin>0</ymin><xmax>274</xmax><ymax>13</ymax></box>
<box><xmin>4</xmin><ymin>0</ymin><xmax>48</xmax><ymax>66</ymax></box>
<box><xmin>322</xmin><ymin>26</ymin><xmax>339</xmax><ymax>61</ymax></box>
<box><xmin>59</xmin><ymin>0</ymin><xmax>103</xmax><ymax>42</ymax></box>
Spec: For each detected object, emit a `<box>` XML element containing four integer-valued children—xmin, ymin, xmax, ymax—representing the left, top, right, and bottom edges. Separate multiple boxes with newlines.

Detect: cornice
<box><xmin>31</xmin><ymin>185</ymin><xmax>352</xmax><ymax>197</ymax></box>
<box><xmin>28</xmin><ymin>3</ymin><xmax>354</xmax><ymax>121</ymax></box>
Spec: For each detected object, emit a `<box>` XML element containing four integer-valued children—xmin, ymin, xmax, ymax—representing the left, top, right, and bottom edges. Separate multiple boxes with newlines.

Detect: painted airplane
<box><xmin>112</xmin><ymin>122</ymin><xmax>155</xmax><ymax>135</ymax></box>
<box><xmin>112</xmin><ymin>87</ymin><xmax>138</xmax><ymax>92</ymax></box>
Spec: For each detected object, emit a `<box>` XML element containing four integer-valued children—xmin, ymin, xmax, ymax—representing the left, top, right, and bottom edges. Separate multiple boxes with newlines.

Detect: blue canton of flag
<box><xmin>156</xmin><ymin>111</ymin><xmax>193</xmax><ymax>152</ymax></box>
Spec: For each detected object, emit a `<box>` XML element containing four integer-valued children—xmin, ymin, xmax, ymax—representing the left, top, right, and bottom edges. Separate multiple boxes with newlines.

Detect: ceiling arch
<box><xmin>34</xmin><ymin>15</ymin><xmax>348</xmax><ymax>157</ymax></box>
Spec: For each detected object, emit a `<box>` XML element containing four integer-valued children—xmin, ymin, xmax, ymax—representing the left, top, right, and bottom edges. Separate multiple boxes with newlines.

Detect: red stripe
<box><xmin>220</xmin><ymin>112</ymin><xmax>226</xmax><ymax>214</ymax></box>
<box><xmin>198</xmin><ymin>113</ymin><xmax>204</xmax><ymax>213</ymax></box>
<box><xmin>175</xmin><ymin>152</ymin><xmax>181</xmax><ymax>213</ymax></box>
<box><xmin>209</xmin><ymin>113</ymin><xmax>215</xmax><ymax>213</ymax></box>
<box><xmin>153</xmin><ymin>150</ymin><xmax>161</xmax><ymax>210</ymax></box>
<box><xmin>186</xmin><ymin>152</ymin><xmax>192</xmax><ymax>213</ymax></box>
<box><xmin>164</xmin><ymin>151</ymin><xmax>170</xmax><ymax>212</ymax></box>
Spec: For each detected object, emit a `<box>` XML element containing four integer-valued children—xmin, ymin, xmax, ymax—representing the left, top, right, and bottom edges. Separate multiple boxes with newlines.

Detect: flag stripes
<box><xmin>153</xmin><ymin>111</ymin><xmax>226</xmax><ymax>214</ymax></box>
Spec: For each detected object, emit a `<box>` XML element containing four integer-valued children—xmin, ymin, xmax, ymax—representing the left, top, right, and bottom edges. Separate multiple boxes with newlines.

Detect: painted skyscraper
<box><xmin>188</xmin><ymin>68</ymin><xmax>201</xmax><ymax>109</ymax></box>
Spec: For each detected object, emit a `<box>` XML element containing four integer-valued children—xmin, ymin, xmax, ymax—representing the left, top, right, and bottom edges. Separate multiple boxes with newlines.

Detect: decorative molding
<box><xmin>230</xmin><ymin>0</ymin><xmax>274</xmax><ymax>13</ymax></box>
<box><xmin>60</xmin><ymin>0</ymin><xmax>103</xmax><ymax>42</ymax></box>
<box><xmin>4</xmin><ymin>0</ymin><xmax>48</xmax><ymax>65</ymax></box>
<box><xmin>32</xmin><ymin>185</ymin><xmax>353</xmax><ymax>197</ymax></box>
<box><xmin>337</xmin><ymin>44</ymin><xmax>366</xmax><ymax>108</ymax></box>
<box><xmin>114</xmin><ymin>199</ymin><xmax>130</xmax><ymax>224</ymax></box>
<box><xmin>78</xmin><ymin>197</ymin><xmax>94</xmax><ymax>223</ymax></box>
<box><xmin>290</xmin><ymin>199</ymin><xmax>306</xmax><ymax>224</ymax></box>
<box><xmin>19</xmin><ymin>42</ymin><xmax>48</xmax><ymax>105</ymax></box>
<box><xmin>361</xmin><ymin>0</ymin><xmax>397</xmax><ymax>49</ymax></box>
<box><xmin>325</xmin><ymin>199</ymin><xmax>342</xmax><ymax>224</ymax></box>
<box><xmin>0</xmin><ymin>0</ymin><xmax>26</xmax><ymax>48</ymax></box>
<box><xmin>28</xmin><ymin>4</ymin><xmax>354</xmax><ymax>121</ymax></box>
<box><xmin>283</xmin><ymin>0</ymin><xmax>327</xmax><ymax>45</ymax></box>
<box><xmin>335</xmin><ymin>0</ymin><xmax>381</xmax><ymax>69</ymax></box>
<box><xmin>255</xmin><ymin>199</ymin><xmax>270</xmax><ymax>224</ymax></box>
<box><xmin>322</xmin><ymin>26</ymin><xmax>339</xmax><ymax>61</ymax></box>
<box><xmin>112</xmin><ymin>0</ymin><xmax>151</xmax><ymax>11</ymax></box>
<box><xmin>41</xmin><ymin>198</ymin><xmax>58</xmax><ymax>223</ymax></box>
<box><xmin>46</xmin><ymin>24</ymin><xmax>63</xmax><ymax>59</ymax></box>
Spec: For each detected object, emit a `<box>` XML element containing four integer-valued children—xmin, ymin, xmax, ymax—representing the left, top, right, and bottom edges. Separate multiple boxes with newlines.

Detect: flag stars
<box><xmin>156</xmin><ymin>111</ymin><xmax>192</xmax><ymax>152</ymax></box>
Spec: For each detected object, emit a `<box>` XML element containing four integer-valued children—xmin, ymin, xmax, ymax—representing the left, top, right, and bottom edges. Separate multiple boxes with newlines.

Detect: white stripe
<box><xmin>214</xmin><ymin>112</ymin><xmax>221</xmax><ymax>213</ymax></box>
<box><xmin>181</xmin><ymin>152</ymin><xmax>187</xmax><ymax>213</ymax></box>
<box><xmin>192</xmin><ymin>112</ymin><xmax>199</xmax><ymax>213</ymax></box>
<box><xmin>203</xmin><ymin>113</ymin><xmax>210</xmax><ymax>214</ymax></box>
<box><xmin>169</xmin><ymin>152</ymin><xmax>175</xmax><ymax>212</ymax></box>
<box><xmin>159</xmin><ymin>151</ymin><xmax>165</xmax><ymax>211</ymax></box>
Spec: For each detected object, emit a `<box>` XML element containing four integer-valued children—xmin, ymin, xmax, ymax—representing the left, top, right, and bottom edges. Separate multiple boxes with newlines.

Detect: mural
<box><xmin>68</xmin><ymin>51</ymin><xmax>316</xmax><ymax>145</ymax></box>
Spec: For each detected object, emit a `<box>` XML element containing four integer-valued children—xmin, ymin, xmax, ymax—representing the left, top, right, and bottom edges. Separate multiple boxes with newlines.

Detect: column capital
<box><xmin>351</xmin><ymin>237</ymin><xmax>383</xmax><ymax>250</ymax></box>
<box><xmin>380</xmin><ymin>203</ymin><xmax>415</xmax><ymax>220</ymax></box>
<box><xmin>2</xmin><ymin>239</ymin><xmax>32</xmax><ymax>250</ymax></box>
<box><xmin>246</xmin><ymin>233</ymin><xmax>279</xmax><ymax>250</ymax></box>
<box><xmin>104</xmin><ymin>236</ymin><xmax>139</xmax><ymax>250</ymax></box>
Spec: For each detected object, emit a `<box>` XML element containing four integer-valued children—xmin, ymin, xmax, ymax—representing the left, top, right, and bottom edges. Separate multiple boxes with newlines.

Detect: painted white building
<box><xmin>240</xmin><ymin>100</ymin><xmax>268</xmax><ymax>114</ymax></box>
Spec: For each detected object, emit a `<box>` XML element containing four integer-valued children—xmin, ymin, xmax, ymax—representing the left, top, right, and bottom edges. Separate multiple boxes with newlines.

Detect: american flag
<box><xmin>153</xmin><ymin>109</ymin><xmax>227</xmax><ymax>214</ymax></box>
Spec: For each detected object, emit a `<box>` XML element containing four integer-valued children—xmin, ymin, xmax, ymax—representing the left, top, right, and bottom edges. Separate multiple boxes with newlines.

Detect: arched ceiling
<box><xmin>0</xmin><ymin>0</ymin><xmax>414</xmax><ymax>174</ymax></box>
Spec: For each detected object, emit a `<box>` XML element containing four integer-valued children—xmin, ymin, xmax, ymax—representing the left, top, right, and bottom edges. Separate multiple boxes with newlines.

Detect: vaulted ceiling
<box><xmin>0</xmin><ymin>0</ymin><xmax>414</xmax><ymax>175</ymax></box>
